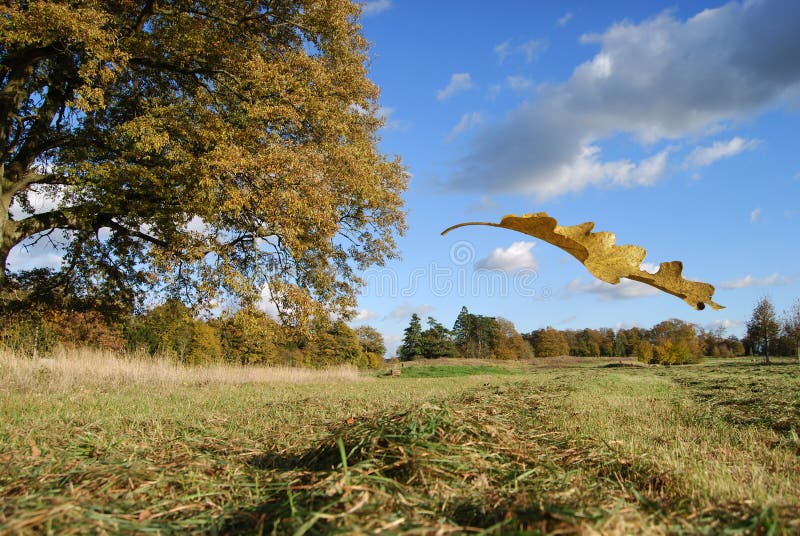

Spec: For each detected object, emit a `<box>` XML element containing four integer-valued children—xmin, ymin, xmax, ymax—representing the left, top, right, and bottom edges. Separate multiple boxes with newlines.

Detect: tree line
<box><xmin>398</xmin><ymin>307</ymin><xmax>533</xmax><ymax>361</ymax></box>
<box><xmin>397</xmin><ymin>297</ymin><xmax>800</xmax><ymax>365</ymax></box>
<box><xmin>745</xmin><ymin>296</ymin><xmax>800</xmax><ymax>363</ymax></box>
<box><xmin>0</xmin><ymin>271</ymin><xmax>385</xmax><ymax>368</ymax></box>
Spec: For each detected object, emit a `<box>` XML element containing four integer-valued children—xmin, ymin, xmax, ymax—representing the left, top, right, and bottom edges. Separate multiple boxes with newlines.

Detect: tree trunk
<box><xmin>1</xmin><ymin>184</ymin><xmax>9</xmax><ymax>289</ymax></box>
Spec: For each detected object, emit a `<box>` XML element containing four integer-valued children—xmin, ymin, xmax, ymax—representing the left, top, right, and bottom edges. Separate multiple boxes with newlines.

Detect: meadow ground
<box><xmin>1</xmin><ymin>350</ymin><xmax>799</xmax><ymax>534</ymax></box>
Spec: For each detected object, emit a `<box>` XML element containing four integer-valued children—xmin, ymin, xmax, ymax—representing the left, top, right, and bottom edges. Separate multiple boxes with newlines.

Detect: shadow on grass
<box><xmin>217</xmin><ymin>381</ymin><xmax>779</xmax><ymax>535</ymax></box>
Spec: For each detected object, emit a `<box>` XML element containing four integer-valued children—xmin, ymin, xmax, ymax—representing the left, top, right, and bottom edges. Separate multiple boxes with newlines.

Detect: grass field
<box><xmin>1</xmin><ymin>351</ymin><xmax>799</xmax><ymax>534</ymax></box>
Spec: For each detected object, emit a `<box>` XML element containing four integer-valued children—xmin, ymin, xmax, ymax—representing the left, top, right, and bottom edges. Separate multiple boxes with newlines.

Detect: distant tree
<box><xmin>452</xmin><ymin>306</ymin><xmax>471</xmax><ymax>349</ymax></box>
<box><xmin>126</xmin><ymin>299</ymin><xmax>194</xmax><ymax>359</ymax></box>
<box><xmin>783</xmin><ymin>298</ymin><xmax>800</xmax><ymax>361</ymax></box>
<box><xmin>452</xmin><ymin>306</ymin><xmax>498</xmax><ymax>358</ymax></box>
<box><xmin>616</xmin><ymin>327</ymin><xmax>649</xmax><ymax>357</ymax></box>
<box><xmin>726</xmin><ymin>336</ymin><xmax>746</xmax><ymax>357</ymax></box>
<box><xmin>572</xmin><ymin>328</ymin><xmax>601</xmax><ymax>357</ymax></box>
<box><xmin>746</xmin><ymin>297</ymin><xmax>780</xmax><ymax>363</ymax></box>
<box><xmin>597</xmin><ymin>328</ymin><xmax>616</xmax><ymax>357</ymax></box>
<box><xmin>355</xmin><ymin>325</ymin><xmax>386</xmax><ymax>367</ymax></box>
<box><xmin>635</xmin><ymin>340</ymin><xmax>654</xmax><ymax>363</ymax></box>
<box><xmin>308</xmin><ymin>320</ymin><xmax>363</xmax><ymax>367</ymax></box>
<box><xmin>218</xmin><ymin>307</ymin><xmax>281</xmax><ymax>365</ymax></box>
<box><xmin>420</xmin><ymin>317</ymin><xmax>458</xmax><ymax>359</ymax></box>
<box><xmin>650</xmin><ymin>319</ymin><xmax>701</xmax><ymax>365</ymax></box>
<box><xmin>398</xmin><ymin>313</ymin><xmax>424</xmax><ymax>361</ymax></box>
<box><xmin>529</xmin><ymin>327</ymin><xmax>570</xmax><ymax>358</ymax></box>
<box><xmin>187</xmin><ymin>321</ymin><xmax>223</xmax><ymax>365</ymax></box>
<box><xmin>49</xmin><ymin>310</ymin><xmax>126</xmax><ymax>352</ymax></box>
<box><xmin>355</xmin><ymin>326</ymin><xmax>386</xmax><ymax>358</ymax></box>
<box><xmin>493</xmin><ymin>318</ymin><xmax>533</xmax><ymax>360</ymax></box>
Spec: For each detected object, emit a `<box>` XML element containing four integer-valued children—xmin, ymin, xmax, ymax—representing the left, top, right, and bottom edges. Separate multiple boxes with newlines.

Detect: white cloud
<box><xmin>185</xmin><ymin>215</ymin><xmax>210</xmax><ymax>233</ymax></box>
<box><xmin>507</xmin><ymin>75</ymin><xmax>534</xmax><ymax>92</ymax></box>
<box><xmin>685</xmin><ymin>136</ymin><xmax>761</xmax><ymax>167</ymax></box>
<box><xmin>475</xmin><ymin>241</ymin><xmax>538</xmax><ymax>272</ymax></box>
<box><xmin>384</xmin><ymin>334</ymin><xmax>403</xmax><ymax>358</ymax></box>
<box><xmin>640</xmin><ymin>262</ymin><xmax>660</xmax><ymax>274</ymax></box>
<box><xmin>706</xmin><ymin>318</ymin><xmax>744</xmax><ymax>333</ymax></box>
<box><xmin>451</xmin><ymin>0</ymin><xmax>800</xmax><ymax>198</ymax></box>
<box><xmin>519</xmin><ymin>39</ymin><xmax>547</xmax><ymax>63</ymax></box>
<box><xmin>614</xmin><ymin>321</ymin><xmax>641</xmax><ymax>331</ymax></box>
<box><xmin>493</xmin><ymin>39</ymin><xmax>547</xmax><ymax>64</ymax></box>
<box><xmin>750</xmin><ymin>207</ymin><xmax>762</xmax><ymax>223</ymax></box>
<box><xmin>388</xmin><ymin>302</ymin><xmax>434</xmax><ymax>320</ymax></box>
<box><xmin>257</xmin><ymin>286</ymin><xmax>281</xmax><ymax>318</ymax></box>
<box><xmin>718</xmin><ymin>273</ymin><xmax>795</xmax><ymax>289</ymax></box>
<box><xmin>468</xmin><ymin>195</ymin><xmax>499</xmax><ymax>213</ymax></box>
<box><xmin>557</xmin><ymin>12</ymin><xmax>574</xmax><ymax>27</ymax></box>
<box><xmin>9</xmin><ymin>185</ymin><xmax>65</xmax><ymax>218</ymax></box>
<box><xmin>494</xmin><ymin>144</ymin><xmax>670</xmax><ymax>200</ymax></box>
<box><xmin>6</xmin><ymin>227</ymin><xmax>71</xmax><ymax>272</ymax></box>
<box><xmin>360</xmin><ymin>0</ymin><xmax>391</xmax><ymax>16</ymax></box>
<box><xmin>436</xmin><ymin>73</ymin><xmax>474</xmax><ymax>101</ymax></box>
<box><xmin>353</xmin><ymin>309</ymin><xmax>377</xmax><ymax>322</ymax></box>
<box><xmin>445</xmin><ymin>112</ymin><xmax>484</xmax><ymax>143</ymax></box>
<box><xmin>377</xmin><ymin>106</ymin><xmax>409</xmax><ymax>131</ymax></box>
<box><xmin>494</xmin><ymin>39</ymin><xmax>512</xmax><ymax>64</ymax></box>
<box><xmin>567</xmin><ymin>277</ymin><xmax>660</xmax><ymax>301</ymax></box>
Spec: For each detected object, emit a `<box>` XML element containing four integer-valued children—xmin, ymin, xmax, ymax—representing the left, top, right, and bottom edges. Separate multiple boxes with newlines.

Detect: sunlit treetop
<box><xmin>0</xmin><ymin>0</ymin><xmax>407</xmax><ymax>329</ymax></box>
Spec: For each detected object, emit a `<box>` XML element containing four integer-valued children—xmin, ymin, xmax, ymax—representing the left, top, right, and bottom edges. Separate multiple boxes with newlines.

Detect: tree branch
<box><xmin>6</xmin><ymin>206</ymin><xmax>170</xmax><ymax>254</ymax></box>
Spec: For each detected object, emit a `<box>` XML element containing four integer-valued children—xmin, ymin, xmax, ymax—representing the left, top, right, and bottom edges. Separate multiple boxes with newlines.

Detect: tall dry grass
<box><xmin>0</xmin><ymin>347</ymin><xmax>362</xmax><ymax>392</ymax></box>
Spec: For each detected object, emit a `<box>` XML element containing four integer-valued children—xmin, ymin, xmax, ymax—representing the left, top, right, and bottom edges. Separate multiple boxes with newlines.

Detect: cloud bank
<box><xmin>450</xmin><ymin>0</ymin><xmax>800</xmax><ymax>199</ymax></box>
<box><xmin>718</xmin><ymin>273</ymin><xmax>796</xmax><ymax>289</ymax></box>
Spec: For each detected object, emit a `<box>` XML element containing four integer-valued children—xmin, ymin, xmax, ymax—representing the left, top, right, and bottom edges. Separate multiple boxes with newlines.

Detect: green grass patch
<box><xmin>395</xmin><ymin>364</ymin><xmax>520</xmax><ymax>378</ymax></box>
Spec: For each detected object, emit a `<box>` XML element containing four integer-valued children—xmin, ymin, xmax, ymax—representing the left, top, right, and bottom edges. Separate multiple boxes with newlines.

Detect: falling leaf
<box><xmin>442</xmin><ymin>212</ymin><xmax>723</xmax><ymax>310</ymax></box>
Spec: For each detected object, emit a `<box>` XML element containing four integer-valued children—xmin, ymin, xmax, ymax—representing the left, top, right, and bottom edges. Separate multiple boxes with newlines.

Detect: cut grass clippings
<box><xmin>392</xmin><ymin>364</ymin><xmax>521</xmax><ymax>378</ymax></box>
<box><xmin>1</xmin><ymin>356</ymin><xmax>799</xmax><ymax>534</ymax></box>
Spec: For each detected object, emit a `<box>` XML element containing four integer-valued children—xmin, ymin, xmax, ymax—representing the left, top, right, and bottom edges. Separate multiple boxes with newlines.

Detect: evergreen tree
<box><xmin>452</xmin><ymin>306</ymin><xmax>471</xmax><ymax>349</ymax></box>
<box><xmin>420</xmin><ymin>317</ymin><xmax>459</xmax><ymax>358</ymax></box>
<box><xmin>399</xmin><ymin>313</ymin><xmax>424</xmax><ymax>361</ymax></box>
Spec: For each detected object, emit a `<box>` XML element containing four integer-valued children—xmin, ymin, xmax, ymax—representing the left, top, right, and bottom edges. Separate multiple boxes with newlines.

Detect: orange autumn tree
<box><xmin>0</xmin><ymin>1</ymin><xmax>407</xmax><ymax>328</ymax></box>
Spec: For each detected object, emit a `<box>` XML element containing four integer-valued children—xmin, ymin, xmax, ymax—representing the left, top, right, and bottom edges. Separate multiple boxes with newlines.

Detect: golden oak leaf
<box><xmin>442</xmin><ymin>212</ymin><xmax>723</xmax><ymax>311</ymax></box>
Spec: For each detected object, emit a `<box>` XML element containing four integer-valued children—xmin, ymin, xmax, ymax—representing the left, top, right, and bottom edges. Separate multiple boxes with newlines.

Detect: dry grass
<box><xmin>1</xmin><ymin>354</ymin><xmax>799</xmax><ymax>534</ymax></box>
<box><xmin>526</xmin><ymin>355</ymin><xmax>646</xmax><ymax>368</ymax></box>
<box><xmin>0</xmin><ymin>347</ymin><xmax>362</xmax><ymax>392</ymax></box>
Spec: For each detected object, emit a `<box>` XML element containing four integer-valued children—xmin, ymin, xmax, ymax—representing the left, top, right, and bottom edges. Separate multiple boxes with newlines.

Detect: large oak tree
<box><xmin>0</xmin><ymin>0</ymin><xmax>406</xmax><ymax>326</ymax></box>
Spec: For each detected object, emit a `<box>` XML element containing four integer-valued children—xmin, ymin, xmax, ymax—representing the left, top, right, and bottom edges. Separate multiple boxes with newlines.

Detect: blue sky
<box><xmin>7</xmin><ymin>1</ymin><xmax>799</xmax><ymax>357</ymax></box>
<box><xmin>352</xmin><ymin>0</ymin><xmax>800</xmax><ymax>355</ymax></box>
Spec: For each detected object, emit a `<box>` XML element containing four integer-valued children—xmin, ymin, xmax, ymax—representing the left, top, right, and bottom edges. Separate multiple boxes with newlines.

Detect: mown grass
<box><xmin>1</xmin><ymin>353</ymin><xmax>799</xmax><ymax>534</ymax></box>
<box><xmin>392</xmin><ymin>364</ymin><xmax>521</xmax><ymax>378</ymax></box>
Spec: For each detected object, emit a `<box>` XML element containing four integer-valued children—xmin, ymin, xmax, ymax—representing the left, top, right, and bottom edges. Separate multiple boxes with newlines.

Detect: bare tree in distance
<box><xmin>783</xmin><ymin>298</ymin><xmax>800</xmax><ymax>362</ymax></box>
